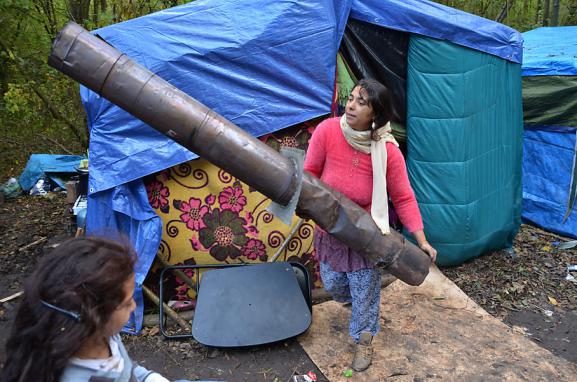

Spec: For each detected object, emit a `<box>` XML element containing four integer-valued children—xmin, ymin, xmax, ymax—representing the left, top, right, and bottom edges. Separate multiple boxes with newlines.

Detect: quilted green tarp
<box><xmin>406</xmin><ymin>35</ymin><xmax>523</xmax><ymax>266</ymax></box>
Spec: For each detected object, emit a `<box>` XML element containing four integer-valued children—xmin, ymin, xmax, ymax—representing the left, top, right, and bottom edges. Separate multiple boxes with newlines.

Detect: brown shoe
<box><xmin>352</xmin><ymin>332</ymin><xmax>373</xmax><ymax>371</ymax></box>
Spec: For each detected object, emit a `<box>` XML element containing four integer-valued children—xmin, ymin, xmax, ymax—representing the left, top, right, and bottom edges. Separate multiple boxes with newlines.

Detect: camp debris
<box><xmin>0</xmin><ymin>178</ymin><xmax>23</xmax><ymax>199</ymax></box>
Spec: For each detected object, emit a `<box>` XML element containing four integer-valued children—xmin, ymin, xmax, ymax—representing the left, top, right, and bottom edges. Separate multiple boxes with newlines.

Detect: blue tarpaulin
<box><xmin>522</xmin><ymin>26</ymin><xmax>577</xmax><ymax>76</ymax></box>
<box><xmin>522</xmin><ymin>126</ymin><xmax>577</xmax><ymax>238</ymax></box>
<box><xmin>82</xmin><ymin>0</ymin><xmax>352</xmax><ymax>194</ymax></box>
<box><xmin>521</xmin><ymin>27</ymin><xmax>577</xmax><ymax>238</ymax></box>
<box><xmin>351</xmin><ymin>0</ymin><xmax>522</xmax><ymax>64</ymax></box>
<box><xmin>82</xmin><ymin>0</ymin><xmax>523</xmax><ymax>331</ymax></box>
<box><xmin>19</xmin><ymin>154</ymin><xmax>85</xmax><ymax>191</ymax></box>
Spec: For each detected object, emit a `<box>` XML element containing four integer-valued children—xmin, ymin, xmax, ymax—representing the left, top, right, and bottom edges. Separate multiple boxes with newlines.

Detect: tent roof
<box><xmin>82</xmin><ymin>0</ymin><xmax>522</xmax><ymax>193</ymax></box>
<box><xmin>351</xmin><ymin>0</ymin><xmax>521</xmax><ymax>64</ymax></box>
<box><xmin>522</xmin><ymin>26</ymin><xmax>577</xmax><ymax>76</ymax></box>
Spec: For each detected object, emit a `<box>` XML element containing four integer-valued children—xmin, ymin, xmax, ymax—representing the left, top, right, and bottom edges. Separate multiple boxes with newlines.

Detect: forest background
<box><xmin>1</xmin><ymin>0</ymin><xmax>576</xmax><ymax>178</ymax></box>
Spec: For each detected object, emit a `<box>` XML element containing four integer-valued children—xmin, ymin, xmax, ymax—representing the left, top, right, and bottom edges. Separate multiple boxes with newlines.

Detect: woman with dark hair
<box><xmin>304</xmin><ymin>79</ymin><xmax>437</xmax><ymax>372</ymax></box>
<box><xmin>0</xmin><ymin>237</ymin><xmax>201</xmax><ymax>382</ymax></box>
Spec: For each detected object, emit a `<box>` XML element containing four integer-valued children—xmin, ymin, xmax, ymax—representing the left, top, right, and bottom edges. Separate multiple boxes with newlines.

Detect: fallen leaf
<box><xmin>512</xmin><ymin>325</ymin><xmax>526</xmax><ymax>335</ymax></box>
<box><xmin>148</xmin><ymin>326</ymin><xmax>160</xmax><ymax>336</ymax></box>
<box><xmin>548</xmin><ymin>296</ymin><xmax>558</xmax><ymax>305</ymax></box>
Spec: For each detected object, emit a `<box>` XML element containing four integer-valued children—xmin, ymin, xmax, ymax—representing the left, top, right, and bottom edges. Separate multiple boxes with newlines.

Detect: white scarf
<box><xmin>340</xmin><ymin>115</ymin><xmax>399</xmax><ymax>235</ymax></box>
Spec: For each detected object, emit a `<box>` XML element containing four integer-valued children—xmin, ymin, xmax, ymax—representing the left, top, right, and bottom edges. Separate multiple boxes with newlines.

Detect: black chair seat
<box><xmin>192</xmin><ymin>262</ymin><xmax>312</xmax><ymax>347</ymax></box>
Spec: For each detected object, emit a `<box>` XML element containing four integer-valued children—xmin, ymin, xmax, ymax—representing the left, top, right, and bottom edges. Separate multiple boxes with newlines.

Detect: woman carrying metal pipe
<box><xmin>304</xmin><ymin>79</ymin><xmax>437</xmax><ymax>372</ymax></box>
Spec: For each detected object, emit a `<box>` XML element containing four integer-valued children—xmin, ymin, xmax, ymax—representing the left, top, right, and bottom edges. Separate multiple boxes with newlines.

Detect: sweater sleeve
<box><xmin>386</xmin><ymin>143</ymin><xmax>424</xmax><ymax>233</ymax></box>
<box><xmin>303</xmin><ymin>119</ymin><xmax>328</xmax><ymax>179</ymax></box>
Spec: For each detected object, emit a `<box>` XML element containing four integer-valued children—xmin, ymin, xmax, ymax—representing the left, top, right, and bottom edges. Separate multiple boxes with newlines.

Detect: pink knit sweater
<box><xmin>304</xmin><ymin>117</ymin><xmax>423</xmax><ymax>233</ymax></box>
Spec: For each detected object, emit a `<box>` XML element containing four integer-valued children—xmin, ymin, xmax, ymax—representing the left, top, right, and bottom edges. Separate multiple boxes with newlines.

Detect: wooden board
<box><xmin>298</xmin><ymin>266</ymin><xmax>577</xmax><ymax>381</ymax></box>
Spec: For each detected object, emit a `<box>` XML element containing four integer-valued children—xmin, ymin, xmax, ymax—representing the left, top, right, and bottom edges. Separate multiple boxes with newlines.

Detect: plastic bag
<box><xmin>30</xmin><ymin>179</ymin><xmax>47</xmax><ymax>196</ymax></box>
<box><xmin>1</xmin><ymin>178</ymin><xmax>23</xmax><ymax>199</ymax></box>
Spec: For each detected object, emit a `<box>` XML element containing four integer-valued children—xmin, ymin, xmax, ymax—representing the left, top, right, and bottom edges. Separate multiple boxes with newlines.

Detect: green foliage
<box><xmin>0</xmin><ymin>0</ymin><xmax>189</xmax><ymax>178</ymax></box>
<box><xmin>564</xmin><ymin>0</ymin><xmax>577</xmax><ymax>24</ymax></box>
<box><xmin>436</xmin><ymin>0</ymin><xmax>577</xmax><ymax>31</ymax></box>
<box><xmin>4</xmin><ymin>83</ymin><xmax>35</xmax><ymax>114</ymax></box>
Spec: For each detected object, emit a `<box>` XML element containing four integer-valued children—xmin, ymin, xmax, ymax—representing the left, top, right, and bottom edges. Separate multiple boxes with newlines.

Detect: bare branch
<box><xmin>32</xmin><ymin>86</ymin><xmax>87</xmax><ymax>148</ymax></box>
<box><xmin>43</xmin><ymin>135</ymin><xmax>75</xmax><ymax>154</ymax></box>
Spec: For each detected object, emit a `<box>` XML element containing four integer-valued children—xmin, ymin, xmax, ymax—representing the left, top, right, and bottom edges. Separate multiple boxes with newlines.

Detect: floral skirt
<box><xmin>313</xmin><ymin>228</ymin><xmax>374</xmax><ymax>273</ymax></box>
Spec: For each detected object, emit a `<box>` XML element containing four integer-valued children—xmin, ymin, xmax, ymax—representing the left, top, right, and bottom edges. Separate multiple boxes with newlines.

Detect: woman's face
<box><xmin>102</xmin><ymin>273</ymin><xmax>136</xmax><ymax>337</ymax></box>
<box><xmin>345</xmin><ymin>86</ymin><xmax>374</xmax><ymax>131</ymax></box>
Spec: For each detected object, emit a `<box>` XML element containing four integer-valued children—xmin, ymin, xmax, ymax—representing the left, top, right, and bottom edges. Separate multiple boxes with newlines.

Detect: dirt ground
<box><xmin>1</xmin><ymin>194</ymin><xmax>576</xmax><ymax>381</ymax></box>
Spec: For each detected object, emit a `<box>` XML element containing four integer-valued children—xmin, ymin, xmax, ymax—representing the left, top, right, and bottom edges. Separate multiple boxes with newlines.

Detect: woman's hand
<box><xmin>412</xmin><ymin>230</ymin><xmax>437</xmax><ymax>263</ymax></box>
<box><xmin>419</xmin><ymin>241</ymin><xmax>437</xmax><ymax>263</ymax></box>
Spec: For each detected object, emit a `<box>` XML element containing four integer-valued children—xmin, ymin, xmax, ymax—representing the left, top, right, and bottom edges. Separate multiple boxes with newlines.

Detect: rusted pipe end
<box><xmin>48</xmin><ymin>22</ymin><xmax>123</xmax><ymax>95</ymax></box>
<box><xmin>48</xmin><ymin>22</ymin><xmax>83</xmax><ymax>71</ymax></box>
<box><xmin>381</xmin><ymin>238</ymin><xmax>432</xmax><ymax>286</ymax></box>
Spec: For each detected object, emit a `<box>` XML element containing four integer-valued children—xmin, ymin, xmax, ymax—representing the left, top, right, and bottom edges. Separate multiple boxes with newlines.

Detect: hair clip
<box><xmin>40</xmin><ymin>300</ymin><xmax>82</xmax><ymax>322</ymax></box>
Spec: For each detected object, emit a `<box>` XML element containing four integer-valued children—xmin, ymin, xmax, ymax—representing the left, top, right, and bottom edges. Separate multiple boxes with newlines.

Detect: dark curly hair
<box><xmin>0</xmin><ymin>236</ymin><xmax>136</xmax><ymax>382</ymax></box>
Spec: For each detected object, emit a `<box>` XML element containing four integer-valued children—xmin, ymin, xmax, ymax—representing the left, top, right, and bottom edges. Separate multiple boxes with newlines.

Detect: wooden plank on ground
<box><xmin>298</xmin><ymin>266</ymin><xmax>577</xmax><ymax>381</ymax></box>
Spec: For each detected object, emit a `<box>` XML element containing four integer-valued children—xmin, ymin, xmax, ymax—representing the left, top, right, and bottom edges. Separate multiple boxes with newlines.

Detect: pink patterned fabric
<box><xmin>313</xmin><ymin>229</ymin><xmax>373</xmax><ymax>272</ymax></box>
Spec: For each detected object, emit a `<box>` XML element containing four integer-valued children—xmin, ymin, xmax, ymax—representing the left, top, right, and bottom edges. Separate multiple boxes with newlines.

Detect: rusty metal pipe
<box><xmin>48</xmin><ymin>22</ymin><xmax>430</xmax><ymax>285</ymax></box>
<box><xmin>48</xmin><ymin>23</ymin><xmax>297</xmax><ymax>206</ymax></box>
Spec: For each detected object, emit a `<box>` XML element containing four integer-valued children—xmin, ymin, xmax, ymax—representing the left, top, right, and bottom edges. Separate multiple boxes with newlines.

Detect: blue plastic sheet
<box><xmin>351</xmin><ymin>0</ymin><xmax>522</xmax><ymax>64</ymax></box>
<box><xmin>19</xmin><ymin>154</ymin><xmax>85</xmax><ymax>191</ymax></box>
<box><xmin>81</xmin><ymin>0</ymin><xmax>523</xmax><ymax>331</ymax></box>
<box><xmin>522</xmin><ymin>126</ymin><xmax>577</xmax><ymax>238</ymax></box>
<box><xmin>522</xmin><ymin>26</ymin><xmax>577</xmax><ymax>76</ymax></box>
<box><xmin>83</xmin><ymin>0</ymin><xmax>352</xmax><ymax>194</ymax></box>
<box><xmin>86</xmin><ymin>180</ymin><xmax>162</xmax><ymax>333</ymax></box>
<box><xmin>521</xmin><ymin>27</ymin><xmax>577</xmax><ymax>236</ymax></box>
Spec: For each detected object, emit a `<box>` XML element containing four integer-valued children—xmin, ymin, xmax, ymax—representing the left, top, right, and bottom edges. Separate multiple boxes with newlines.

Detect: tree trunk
<box><xmin>67</xmin><ymin>1</ymin><xmax>92</xmax><ymax>25</ymax></box>
<box><xmin>496</xmin><ymin>0</ymin><xmax>516</xmax><ymax>22</ymax></box>
<box><xmin>480</xmin><ymin>0</ymin><xmax>492</xmax><ymax>18</ymax></box>
<box><xmin>83</xmin><ymin>0</ymin><xmax>91</xmax><ymax>25</ymax></box>
<box><xmin>551</xmin><ymin>0</ymin><xmax>560</xmax><ymax>26</ymax></box>
<box><xmin>535</xmin><ymin>0</ymin><xmax>542</xmax><ymax>24</ymax></box>
<box><xmin>112</xmin><ymin>2</ymin><xmax>117</xmax><ymax>22</ymax></box>
<box><xmin>522</xmin><ymin>0</ymin><xmax>529</xmax><ymax>18</ymax></box>
<box><xmin>33</xmin><ymin>0</ymin><xmax>59</xmax><ymax>38</ymax></box>
<box><xmin>93</xmin><ymin>0</ymin><xmax>99</xmax><ymax>25</ymax></box>
<box><xmin>567</xmin><ymin>0</ymin><xmax>577</xmax><ymax>25</ymax></box>
<box><xmin>543</xmin><ymin>0</ymin><xmax>551</xmax><ymax>26</ymax></box>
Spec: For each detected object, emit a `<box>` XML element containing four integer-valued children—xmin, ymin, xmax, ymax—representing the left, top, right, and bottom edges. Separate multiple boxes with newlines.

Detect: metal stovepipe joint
<box><xmin>48</xmin><ymin>22</ymin><xmax>431</xmax><ymax>285</ymax></box>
